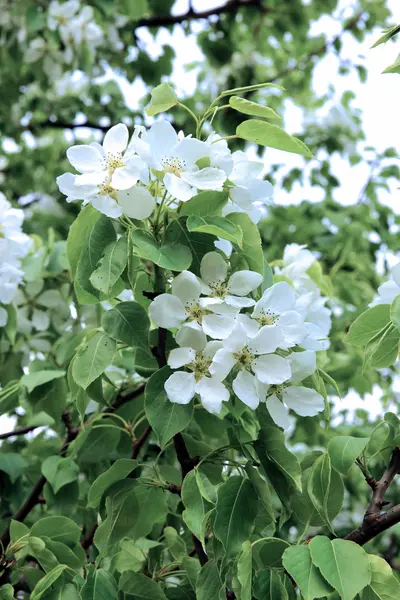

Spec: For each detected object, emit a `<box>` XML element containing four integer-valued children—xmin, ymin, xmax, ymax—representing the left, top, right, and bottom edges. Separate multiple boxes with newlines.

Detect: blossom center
<box><xmin>234</xmin><ymin>346</ymin><xmax>254</xmax><ymax>370</ymax></box>
<box><xmin>99</xmin><ymin>181</ymin><xmax>115</xmax><ymax>197</ymax></box>
<box><xmin>268</xmin><ymin>382</ymin><xmax>290</xmax><ymax>399</ymax></box>
<box><xmin>185</xmin><ymin>302</ymin><xmax>209</xmax><ymax>323</ymax></box>
<box><xmin>102</xmin><ymin>152</ymin><xmax>125</xmax><ymax>171</ymax></box>
<box><xmin>209</xmin><ymin>281</ymin><xmax>228</xmax><ymax>299</ymax></box>
<box><xmin>162</xmin><ymin>156</ymin><xmax>187</xmax><ymax>176</ymax></box>
<box><xmin>189</xmin><ymin>354</ymin><xmax>212</xmax><ymax>382</ymax></box>
<box><xmin>257</xmin><ymin>309</ymin><xmax>278</xmax><ymax>327</ymax></box>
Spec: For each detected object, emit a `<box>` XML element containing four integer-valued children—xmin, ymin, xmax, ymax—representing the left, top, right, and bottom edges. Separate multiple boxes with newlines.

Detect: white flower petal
<box><xmin>222</xmin><ymin>323</ymin><xmax>249</xmax><ymax>352</ymax></box>
<box><xmin>176</xmin><ymin>322</ymin><xmax>207</xmax><ymax>351</ymax></box>
<box><xmin>0</xmin><ymin>306</ymin><xmax>8</xmax><ymax>326</ymax></box>
<box><xmin>247</xmin><ymin>325</ymin><xmax>284</xmax><ymax>355</ymax></box>
<box><xmin>209</xmin><ymin>348</ymin><xmax>236</xmax><ymax>381</ymax></box>
<box><xmin>168</xmin><ymin>347</ymin><xmax>196</xmax><ymax>369</ymax></box>
<box><xmin>225</xmin><ymin>295</ymin><xmax>256</xmax><ymax>308</ymax></box>
<box><xmin>233</xmin><ymin>370</ymin><xmax>260</xmax><ymax>410</ymax></box>
<box><xmin>252</xmin><ymin>354</ymin><xmax>291</xmax><ymax>385</ymax></box>
<box><xmin>196</xmin><ymin>377</ymin><xmax>229</xmax><ymax>414</ymax></box>
<box><xmin>392</xmin><ymin>263</ymin><xmax>400</xmax><ymax>287</ymax></box>
<box><xmin>202</xmin><ymin>313</ymin><xmax>236</xmax><ymax>339</ymax></box>
<box><xmin>75</xmin><ymin>171</ymin><xmax>106</xmax><ymax>186</ymax></box>
<box><xmin>164</xmin><ymin>173</ymin><xmax>193</xmax><ymax>201</ymax></box>
<box><xmin>165</xmin><ymin>371</ymin><xmax>196</xmax><ymax>405</ymax></box>
<box><xmin>117</xmin><ymin>187</ymin><xmax>155</xmax><ymax>219</ymax></box>
<box><xmin>174</xmin><ymin>138</ymin><xmax>209</xmax><ymax>164</ymax></box>
<box><xmin>283</xmin><ymin>385</ymin><xmax>324</xmax><ymax>417</ymax></box>
<box><xmin>103</xmin><ymin>123</ymin><xmax>129</xmax><ymax>155</ymax></box>
<box><xmin>266</xmin><ymin>395</ymin><xmax>291</xmax><ymax>429</ymax></box>
<box><xmin>289</xmin><ymin>350</ymin><xmax>317</xmax><ymax>384</ymax></box>
<box><xmin>202</xmin><ymin>340</ymin><xmax>223</xmax><ymax>360</ymax></box>
<box><xmin>32</xmin><ymin>308</ymin><xmax>50</xmax><ymax>331</ymax></box>
<box><xmin>227</xmin><ymin>270</ymin><xmax>263</xmax><ymax>296</ymax></box>
<box><xmin>149</xmin><ymin>294</ymin><xmax>186</xmax><ymax>328</ymax></box>
<box><xmin>111</xmin><ymin>164</ymin><xmax>140</xmax><ymax>190</ymax></box>
<box><xmin>278</xmin><ymin>310</ymin><xmax>308</xmax><ymax>348</ymax></box>
<box><xmin>214</xmin><ymin>238</ymin><xmax>232</xmax><ymax>257</ymax></box>
<box><xmin>148</xmin><ymin>121</ymin><xmax>179</xmax><ymax>161</ymax></box>
<box><xmin>236</xmin><ymin>314</ymin><xmax>260</xmax><ymax>337</ymax></box>
<box><xmin>66</xmin><ymin>144</ymin><xmax>102</xmax><ymax>172</ymax></box>
<box><xmin>180</xmin><ymin>167</ymin><xmax>226</xmax><ymax>190</ymax></box>
<box><xmin>200</xmin><ymin>252</ymin><xmax>228</xmax><ymax>286</ymax></box>
<box><xmin>171</xmin><ymin>271</ymin><xmax>201</xmax><ymax>305</ymax></box>
<box><xmin>91</xmin><ymin>195</ymin><xmax>123</xmax><ymax>218</ymax></box>
<box><xmin>253</xmin><ymin>281</ymin><xmax>296</xmax><ymax>318</ymax></box>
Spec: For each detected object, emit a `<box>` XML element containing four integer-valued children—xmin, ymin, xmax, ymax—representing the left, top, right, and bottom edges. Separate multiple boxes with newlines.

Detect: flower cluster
<box><xmin>149</xmin><ymin>250</ymin><xmax>327</xmax><ymax>428</ymax></box>
<box><xmin>57</xmin><ymin>121</ymin><xmax>273</xmax><ymax>222</ymax></box>
<box><xmin>0</xmin><ymin>193</ymin><xmax>32</xmax><ymax>325</ymax></box>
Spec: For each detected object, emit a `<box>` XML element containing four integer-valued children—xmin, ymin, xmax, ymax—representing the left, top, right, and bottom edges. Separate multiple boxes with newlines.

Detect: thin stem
<box><xmin>178</xmin><ymin>102</ymin><xmax>199</xmax><ymax>127</ymax></box>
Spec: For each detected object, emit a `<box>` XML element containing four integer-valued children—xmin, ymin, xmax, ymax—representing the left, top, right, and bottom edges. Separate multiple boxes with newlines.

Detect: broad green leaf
<box><xmin>41</xmin><ymin>456</ymin><xmax>79</xmax><ymax>494</ymax></box>
<box><xmin>237</xmin><ymin>541</ymin><xmax>252</xmax><ymax>600</ymax></box>
<box><xmin>164</xmin><ymin>218</ymin><xmax>216</xmax><ymax>275</ymax></box>
<box><xmin>102</xmin><ymin>301</ymin><xmax>150</xmax><ymax>351</ymax></box>
<box><xmin>81</xmin><ymin>567</ymin><xmax>118</xmax><ymax>600</ymax></box>
<box><xmin>309</xmin><ymin>536</ymin><xmax>371</xmax><ymax>600</ymax></box>
<box><xmin>0</xmin><ymin>452</ymin><xmax>28</xmax><ymax>483</ymax></box>
<box><xmin>391</xmin><ymin>295</ymin><xmax>400</xmax><ymax>331</ymax></box>
<box><xmin>0</xmin><ymin>584</ymin><xmax>15</xmax><ymax>599</ymax></box>
<box><xmin>328</xmin><ymin>436</ymin><xmax>369</xmax><ymax>475</ymax></box>
<box><xmin>89</xmin><ymin>236</ymin><xmax>128</xmax><ymax>294</ymax></box>
<box><xmin>164</xmin><ymin>527</ymin><xmax>187</xmax><ymax>562</ymax></box>
<box><xmin>31</xmin><ymin>517</ymin><xmax>81</xmax><ymax>547</ymax></box>
<box><xmin>244</xmin><ymin>462</ymin><xmax>275</xmax><ymax>524</ymax></box>
<box><xmin>360</xmin><ymin>554</ymin><xmax>400</xmax><ymax>599</ymax></box>
<box><xmin>129</xmin><ymin>485</ymin><xmax>167</xmax><ymax>539</ymax></box>
<box><xmin>186</xmin><ymin>215</ymin><xmax>243</xmax><ymax>245</ymax></box>
<box><xmin>370</xmin><ymin>325</ymin><xmax>400</xmax><ymax>368</ymax></box>
<box><xmin>131</xmin><ymin>229</ymin><xmax>192</xmax><ymax>271</ymax></box>
<box><xmin>229</xmin><ymin>96</ymin><xmax>281</xmax><ymax>121</ymax></box>
<box><xmin>75</xmin><ymin>216</ymin><xmax>116</xmax><ymax>304</ymax></box>
<box><xmin>236</xmin><ymin>119</ymin><xmax>313</xmax><ymax>157</ymax></box>
<box><xmin>383</xmin><ymin>53</ymin><xmax>400</xmax><ymax>74</ymax></box>
<box><xmin>44</xmin><ymin>540</ymin><xmax>84</xmax><ymax>574</ymax></box>
<box><xmin>29</xmin><ymin>376</ymin><xmax>67</xmax><ymax>421</ymax></box>
<box><xmin>30</xmin><ymin>564</ymin><xmax>68</xmax><ymax>600</ymax></box>
<box><xmin>9</xmin><ymin>520</ymin><xmax>29</xmax><ymax>544</ymax></box>
<box><xmin>112</xmin><ymin>539</ymin><xmax>145</xmax><ymax>573</ymax></box>
<box><xmin>145</xmin><ymin>367</ymin><xmax>194</xmax><ymax>447</ymax></box>
<box><xmin>371</xmin><ymin>24</ymin><xmax>400</xmax><ymax>47</ymax></box>
<box><xmin>214</xmin><ymin>476</ymin><xmax>258</xmax><ymax>557</ymax></box>
<box><xmin>253</xmin><ymin>570</ymin><xmax>289</xmax><ymax>600</ymax></box>
<box><xmin>94</xmin><ymin>488</ymin><xmax>138</xmax><ymax>554</ymax></box>
<box><xmin>293</xmin><ymin>467</ymin><xmax>344</xmax><ymax>529</ymax></box>
<box><xmin>347</xmin><ymin>305</ymin><xmax>391</xmax><ymax>347</ymax></box>
<box><xmin>87</xmin><ymin>459</ymin><xmax>137</xmax><ymax>508</ymax></box>
<box><xmin>182</xmin><ymin>470</ymin><xmax>212</xmax><ymax>541</ymax></box>
<box><xmin>21</xmin><ymin>370</ymin><xmax>65</xmax><ymax>393</ymax></box>
<box><xmin>76</xmin><ymin>427</ymin><xmax>121</xmax><ymax>464</ymax></box>
<box><xmin>254</xmin><ymin>537</ymin><xmax>290</xmax><ymax>568</ymax></box>
<box><xmin>255</xmin><ymin>424</ymin><xmax>302</xmax><ymax>492</ymax></box>
<box><xmin>227</xmin><ymin>212</ymin><xmax>264</xmax><ymax>275</ymax></box>
<box><xmin>120</xmin><ymin>0</ymin><xmax>148</xmax><ymax>20</ymax></box>
<box><xmin>146</xmin><ymin>83</ymin><xmax>178</xmax><ymax>116</ymax></box>
<box><xmin>3</xmin><ymin>303</ymin><xmax>17</xmax><ymax>344</ymax></box>
<box><xmin>119</xmin><ymin>571</ymin><xmax>167</xmax><ymax>599</ymax></box>
<box><xmin>196</xmin><ymin>560</ymin><xmax>224</xmax><ymax>600</ymax></box>
<box><xmin>66</xmin><ymin>204</ymin><xmax>100</xmax><ymax>278</ymax></box>
<box><xmin>72</xmin><ymin>332</ymin><xmax>116</xmax><ymax>389</ymax></box>
<box><xmin>182</xmin><ymin>556</ymin><xmax>200</xmax><ymax>591</ymax></box>
<box><xmin>180</xmin><ymin>191</ymin><xmax>229</xmax><ymax>217</ymax></box>
<box><xmin>307</xmin><ymin>452</ymin><xmax>333</xmax><ymax>528</ymax></box>
<box><xmin>282</xmin><ymin>545</ymin><xmax>334</xmax><ymax>600</ymax></box>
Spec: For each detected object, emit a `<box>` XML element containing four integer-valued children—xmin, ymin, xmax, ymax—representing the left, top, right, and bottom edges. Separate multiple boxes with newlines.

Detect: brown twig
<box><xmin>81</xmin><ymin>523</ymin><xmax>99</xmax><ymax>552</ymax></box>
<box><xmin>345</xmin><ymin>448</ymin><xmax>400</xmax><ymax>545</ymax></box>
<box><xmin>0</xmin><ymin>425</ymin><xmax>39</xmax><ymax>441</ymax></box>
<box><xmin>132</xmin><ymin>425</ymin><xmax>152</xmax><ymax>459</ymax></box>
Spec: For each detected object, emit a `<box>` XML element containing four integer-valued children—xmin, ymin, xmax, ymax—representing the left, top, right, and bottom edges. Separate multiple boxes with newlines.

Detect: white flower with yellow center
<box><xmin>209</xmin><ymin>322</ymin><xmax>291</xmax><ymax>410</ymax></box>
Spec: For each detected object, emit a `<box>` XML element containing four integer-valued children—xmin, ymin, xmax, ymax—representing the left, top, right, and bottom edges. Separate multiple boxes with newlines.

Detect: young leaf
<box><xmin>362</xmin><ymin>554</ymin><xmax>400</xmax><ymax>598</ymax></box>
<box><xmin>254</xmin><ymin>424</ymin><xmax>302</xmax><ymax>492</ymax></box>
<box><xmin>237</xmin><ymin>541</ymin><xmax>252</xmax><ymax>600</ymax></box>
<box><xmin>236</xmin><ymin>119</ymin><xmax>314</xmax><ymax>158</ymax></box>
<box><xmin>309</xmin><ymin>536</ymin><xmax>371</xmax><ymax>600</ymax></box>
<box><xmin>214</xmin><ymin>476</ymin><xmax>259</xmax><ymax>558</ymax></box>
<box><xmin>131</xmin><ymin>229</ymin><xmax>192</xmax><ymax>272</ymax></box>
<box><xmin>282</xmin><ymin>545</ymin><xmax>334</xmax><ymax>600</ymax></box>
<box><xmin>41</xmin><ymin>456</ymin><xmax>79</xmax><ymax>494</ymax></box>
<box><xmin>196</xmin><ymin>560</ymin><xmax>224</xmax><ymax>600</ymax></box>
<box><xmin>30</xmin><ymin>564</ymin><xmax>68</xmax><ymax>600</ymax></box>
<box><xmin>31</xmin><ymin>517</ymin><xmax>81</xmax><ymax>547</ymax></box>
<box><xmin>72</xmin><ymin>332</ymin><xmax>116</xmax><ymax>389</ymax></box>
<box><xmin>21</xmin><ymin>370</ymin><xmax>65</xmax><ymax>393</ymax></box>
<box><xmin>244</xmin><ymin>463</ymin><xmax>275</xmax><ymax>524</ymax></box>
<box><xmin>327</xmin><ymin>436</ymin><xmax>369</xmax><ymax>476</ymax></box>
<box><xmin>164</xmin><ymin>527</ymin><xmax>187</xmax><ymax>562</ymax></box>
<box><xmin>119</xmin><ymin>571</ymin><xmax>168</xmax><ymax>599</ymax></box>
<box><xmin>254</xmin><ymin>537</ymin><xmax>290</xmax><ymax>569</ymax></box>
<box><xmin>229</xmin><ymin>96</ymin><xmax>281</xmax><ymax>121</ymax></box>
<box><xmin>180</xmin><ymin>190</ymin><xmax>229</xmax><ymax>217</ymax></box>
<box><xmin>102</xmin><ymin>301</ymin><xmax>150</xmax><ymax>351</ymax></box>
<box><xmin>81</xmin><ymin>568</ymin><xmax>119</xmax><ymax>600</ymax></box>
<box><xmin>145</xmin><ymin>367</ymin><xmax>194</xmax><ymax>447</ymax></box>
<box><xmin>347</xmin><ymin>304</ymin><xmax>391</xmax><ymax>347</ymax></box>
<box><xmin>87</xmin><ymin>459</ymin><xmax>138</xmax><ymax>508</ymax></box>
<box><xmin>370</xmin><ymin>325</ymin><xmax>400</xmax><ymax>368</ymax></box>
<box><xmin>146</xmin><ymin>82</ymin><xmax>179</xmax><ymax>116</ymax></box>
<box><xmin>391</xmin><ymin>295</ymin><xmax>400</xmax><ymax>331</ymax></box>
<box><xmin>89</xmin><ymin>236</ymin><xmax>128</xmax><ymax>295</ymax></box>
<box><xmin>187</xmin><ymin>215</ymin><xmax>243</xmax><ymax>245</ymax></box>
<box><xmin>227</xmin><ymin>212</ymin><xmax>264</xmax><ymax>275</ymax></box>
<box><xmin>182</xmin><ymin>470</ymin><xmax>212</xmax><ymax>541</ymax></box>
<box><xmin>0</xmin><ymin>453</ymin><xmax>28</xmax><ymax>483</ymax></box>
<box><xmin>307</xmin><ymin>452</ymin><xmax>333</xmax><ymax>528</ymax></box>
<box><xmin>66</xmin><ymin>204</ymin><xmax>100</xmax><ymax>278</ymax></box>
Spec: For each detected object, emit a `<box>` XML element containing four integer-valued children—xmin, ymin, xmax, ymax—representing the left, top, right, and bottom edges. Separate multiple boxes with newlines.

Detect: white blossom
<box><xmin>371</xmin><ymin>262</ymin><xmax>400</xmax><ymax>306</ymax></box>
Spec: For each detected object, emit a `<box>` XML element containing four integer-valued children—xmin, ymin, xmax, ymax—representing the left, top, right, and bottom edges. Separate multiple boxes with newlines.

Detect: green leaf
<box><xmin>119</xmin><ymin>572</ymin><xmax>168</xmax><ymax>599</ymax></box>
<box><xmin>31</xmin><ymin>517</ymin><xmax>81</xmax><ymax>547</ymax></box>
<box><xmin>94</xmin><ymin>486</ymin><xmax>140</xmax><ymax>554</ymax></box>
<box><xmin>347</xmin><ymin>305</ymin><xmax>391</xmax><ymax>347</ymax></box>
<box><xmin>227</xmin><ymin>213</ymin><xmax>264</xmax><ymax>275</ymax></box>
<box><xmin>145</xmin><ymin>366</ymin><xmax>194</xmax><ymax>447</ymax></box>
<box><xmin>67</xmin><ymin>204</ymin><xmax>100</xmax><ymax>278</ymax></box>
<box><xmin>309</xmin><ymin>536</ymin><xmax>371</xmax><ymax>600</ymax></box>
<box><xmin>383</xmin><ymin>53</ymin><xmax>400</xmax><ymax>74</ymax></box>
<box><xmin>187</xmin><ymin>215</ymin><xmax>243</xmax><ymax>245</ymax></box>
<box><xmin>21</xmin><ymin>370</ymin><xmax>65</xmax><ymax>393</ymax></box>
<box><xmin>164</xmin><ymin>527</ymin><xmax>187</xmax><ymax>562</ymax></box>
<box><xmin>237</xmin><ymin>541</ymin><xmax>252</xmax><ymax>600</ymax></box>
<box><xmin>180</xmin><ymin>191</ymin><xmax>229</xmax><ymax>217</ymax></box>
<box><xmin>120</xmin><ymin>0</ymin><xmax>148</xmax><ymax>20</ymax></box>
<box><xmin>87</xmin><ymin>459</ymin><xmax>138</xmax><ymax>508</ymax></box>
<box><xmin>75</xmin><ymin>216</ymin><xmax>116</xmax><ymax>304</ymax></box>
<box><xmin>9</xmin><ymin>520</ymin><xmax>29</xmax><ymax>544</ymax></box>
<box><xmin>44</xmin><ymin>540</ymin><xmax>84</xmax><ymax>574</ymax></box>
<box><xmin>146</xmin><ymin>83</ymin><xmax>179</xmax><ymax>116</ymax></box>
<box><xmin>76</xmin><ymin>427</ymin><xmax>121</xmax><ymax>464</ymax></box>
<box><xmin>81</xmin><ymin>568</ymin><xmax>118</xmax><ymax>600</ymax></box>
<box><xmin>41</xmin><ymin>456</ymin><xmax>80</xmax><ymax>494</ymax></box>
<box><xmin>164</xmin><ymin>218</ymin><xmax>216</xmax><ymax>275</ymax></box>
<box><xmin>30</xmin><ymin>564</ymin><xmax>68</xmax><ymax>600</ymax></box>
<box><xmin>89</xmin><ymin>236</ymin><xmax>128</xmax><ymax>295</ymax></box>
<box><xmin>182</xmin><ymin>470</ymin><xmax>212</xmax><ymax>541</ymax></box>
<box><xmin>196</xmin><ymin>560</ymin><xmax>224</xmax><ymax>600</ymax></box>
<box><xmin>360</xmin><ymin>554</ymin><xmax>400</xmax><ymax>599</ymax></box>
<box><xmin>370</xmin><ymin>325</ymin><xmax>400</xmax><ymax>368</ymax></box>
<box><xmin>214</xmin><ymin>476</ymin><xmax>259</xmax><ymax>558</ymax></box>
<box><xmin>72</xmin><ymin>332</ymin><xmax>116</xmax><ymax>389</ymax></box>
<box><xmin>221</xmin><ymin>82</ymin><xmax>284</xmax><ymax>96</ymax></box>
<box><xmin>0</xmin><ymin>453</ymin><xmax>28</xmax><ymax>483</ymax></box>
<box><xmin>182</xmin><ymin>556</ymin><xmax>201</xmax><ymax>591</ymax></box>
<box><xmin>112</xmin><ymin>539</ymin><xmax>145</xmax><ymax>573</ymax></box>
<box><xmin>236</xmin><ymin>119</ymin><xmax>313</xmax><ymax>157</ymax></box>
<box><xmin>254</xmin><ymin>424</ymin><xmax>302</xmax><ymax>492</ymax></box>
<box><xmin>328</xmin><ymin>436</ymin><xmax>369</xmax><ymax>476</ymax></box>
<box><xmin>371</xmin><ymin>24</ymin><xmax>400</xmax><ymax>47</ymax></box>
<box><xmin>244</xmin><ymin>462</ymin><xmax>275</xmax><ymax>524</ymax></box>
<box><xmin>253</xmin><ymin>570</ymin><xmax>289</xmax><ymax>600</ymax></box>
<box><xmin>391</xmin><ymin>295</ymin><xmax>400</xmax><ymax>331</ymax></box>
<box><xmin>255</xmin><ymin>537</ymin><xmax>290</xmax><ymax>568</ymax></box>
<box><xmin>282</xmin><ymin>545</ymin><xmax>334</xmax><ymax>600</ymax></box>
<box><xmin>3</xmin><ymin>304</ymin><xmax>17</xmax><ymax>344</ymax></box>
<box><xmin>229</xmin><ymin>96</ymin><xmax>281</xmax><ymax>121</ymax></box>
<box><xmin>0</xmin><ymin>584</ymin><xmax>15</xmax><ymax>599</ymax></box>
<box><xmin>307</xmin><ymin>452</ymin><xmax>334</xmax><ymax>528</ymax></box>
<box><xmin>131</xmin><ymin>229</ymin><xmax>192</xmax><ymax>271</ymax></box>
<box><xmin>102</xmin><ymin>301</ymin><xmax>150</xmax><ymax>351</ymax></box>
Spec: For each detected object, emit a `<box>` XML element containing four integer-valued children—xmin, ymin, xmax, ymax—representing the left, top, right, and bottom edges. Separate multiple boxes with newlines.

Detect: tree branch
<box><xmin>345</xmin><ymin>448</ymin><xmax>400</xmax><ymax>545</ymax></box>
<box><xmin>0</xmin><ymin>425</ymin><xmax>38</xmax><ymax>441</ymax></box>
